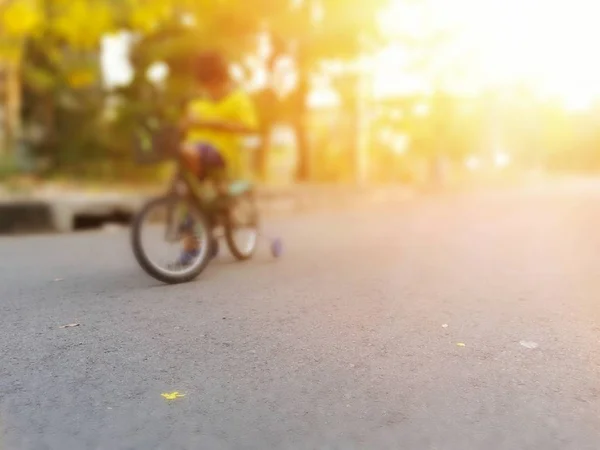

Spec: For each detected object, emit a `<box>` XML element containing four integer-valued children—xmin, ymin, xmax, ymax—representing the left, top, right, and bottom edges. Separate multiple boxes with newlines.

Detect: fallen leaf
<box><xmin>161</xmin><ymin>391</ymin><xmax>185</xmax><ymax>401</ymax></box>
<box><xmin>59</xmin><ymin>323</ymin><xmax>80</xmax><ymax>329</ymax></box>
<box><xmin>456</xmin><ymin>342</ymin><xmax>466</xmax><ymax>347</ymax></box>
<box><xmin>520</xmin><ymin>341</ymin><xmax>539</xmax><ymax>349</ymax></box>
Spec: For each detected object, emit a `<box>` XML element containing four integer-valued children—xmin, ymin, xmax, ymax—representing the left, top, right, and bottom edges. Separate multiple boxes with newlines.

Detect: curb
<box><xmin>0</xmin><ymin>194</ymin><xmax>147</xmax><ymax>234</ymax></box>
<box><xmin>0</xmin><ymin>201</ymin><xmax>53</xmax><ymax>234</ymax></box>
<box><xmin>0</xmin><ymin>185</ymin><xmax>414</xmax><ymax>235</ymax></box>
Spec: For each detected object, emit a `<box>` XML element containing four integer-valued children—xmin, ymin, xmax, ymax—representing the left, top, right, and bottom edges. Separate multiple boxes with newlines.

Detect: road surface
<box><xmin>2</xmin><ymin>183</ymin><xmax>600</xmax><ymax>449</ymax></box>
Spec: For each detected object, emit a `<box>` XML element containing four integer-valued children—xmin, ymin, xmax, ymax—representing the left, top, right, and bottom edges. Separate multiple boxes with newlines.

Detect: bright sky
<box><xmin>101</xmin><ymin>32</ymin><xmax>134</xmax><ymax>88</ymax></box>
<box><xmin>101</xmin><ymin>0</ymin><xmax>600</xmax><ymax>110</ymax></box>
<box><xmin>377</xmin><ymin>0</ymin><xmax>600</xmax><ymax>108</ymax></box>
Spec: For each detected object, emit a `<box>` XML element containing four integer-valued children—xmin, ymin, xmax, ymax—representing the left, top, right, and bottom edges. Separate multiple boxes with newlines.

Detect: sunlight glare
<box><xmin>378</xmin><ymin>0</ymin><xmax>600</xmax><ymax>107</ymax></box>
<box><xmin>494</xmin><ymin>151</ymin><xmax>511</xmax><ymax>169</ymax></box>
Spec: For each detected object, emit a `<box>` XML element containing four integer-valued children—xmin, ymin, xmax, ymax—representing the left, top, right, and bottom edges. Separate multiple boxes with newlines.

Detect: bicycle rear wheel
<box><xmin>225</xmin><ymin>191</ymin><xmax>259</xmax><ymax>261</ymax></box>
<box><xmin>131</xmin><ymin>196</ymin><xmax>213</xmax><ymax>284</ymax></box>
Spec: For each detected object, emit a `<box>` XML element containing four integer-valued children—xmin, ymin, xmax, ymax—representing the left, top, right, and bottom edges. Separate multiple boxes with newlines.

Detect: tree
<box><xmin>262</xmin><ymin>0</ymin><xmax>390</xmax><ymax>181</ymax></box>
<box><xmin>2</xmin><ymin>0</ymin><xmax>392</xmax><ymax>179</ymax></box>
<box><xmin>0</xmin><ymin>0</ymin><xmax>123</xmax><ymax>173</ymax></box>
<box><xmin>117</xmin><ymin>0</ymin><xmax>391</xmax><ymax>181</ymax></box>
<box><xmin>0</xmin><ymin>0</ymin><xmax>42</xmax><ymax>158</ymax></box>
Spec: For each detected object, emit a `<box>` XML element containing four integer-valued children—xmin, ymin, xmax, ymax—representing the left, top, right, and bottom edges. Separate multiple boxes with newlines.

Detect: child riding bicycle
<box><xmin>177</xmin><ymin>51</ymin><xmax>259</xmax><ymax>266</ymax></box>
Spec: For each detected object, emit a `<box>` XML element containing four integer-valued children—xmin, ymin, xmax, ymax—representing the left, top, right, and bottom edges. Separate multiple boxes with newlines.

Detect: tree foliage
<box><xmin>1</xmin><ymin>0</ymin><xmax>391</xmax><ymax>178</ymax></box>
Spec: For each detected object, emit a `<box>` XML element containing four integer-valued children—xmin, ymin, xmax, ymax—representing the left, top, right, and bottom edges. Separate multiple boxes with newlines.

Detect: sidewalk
<box><xmin>0</xmin><ymin>183</ymin><xmax>414</xmax><ymax>234</ymax></box>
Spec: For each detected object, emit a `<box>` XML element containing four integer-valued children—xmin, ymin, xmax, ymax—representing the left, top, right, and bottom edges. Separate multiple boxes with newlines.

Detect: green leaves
<box><xmin>4</xmin><ymin>0</ymin><xmax>395</xmax><ymax>178</ymax></box>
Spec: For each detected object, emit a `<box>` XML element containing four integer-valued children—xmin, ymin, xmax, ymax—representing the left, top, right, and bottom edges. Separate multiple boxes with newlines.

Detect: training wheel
<box><xmin>271</xmin><ymin>238</ymin><xmax>283</xmax><ymax>258</ymax></box>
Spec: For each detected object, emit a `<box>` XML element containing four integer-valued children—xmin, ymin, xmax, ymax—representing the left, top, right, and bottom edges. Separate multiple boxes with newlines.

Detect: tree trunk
<box><xmin>255</xmin><ymin>126</ymin><xmax>270</xmax><ymax>181</ymax></box>
<box><xmin>353</xmin><ymin>73</ymin><xmax>369</xmax><ymax>186</ymax></box>
<box><xmin>252</xmin><ymin>88</ymin><xmax>278</xmax><ymax>182</ymax></box>
<box><xmin>292</xmin><ymin>75</ymin><xmax>309</xmax><ymax>182</ymax></box>
<box><xmin>0</xmin><ymin>64</ymin><xmax>7</xmax><ymax>157</ymax></box>
<box><xmin>0</xmin><ymin>62</ymin><xmax>22</xmax><ymax>158</ymax></box>
<box><xmin>338</xmin><ymin>73</ymin><xmax>369</xmax><ymax>185</ymax></box>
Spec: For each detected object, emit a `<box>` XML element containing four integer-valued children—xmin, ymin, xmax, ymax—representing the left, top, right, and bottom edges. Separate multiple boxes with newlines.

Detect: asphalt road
<box><xmin>2</xmin><ymin>182</ymin><xmax>600</xmax><ymax>450</ymax></box>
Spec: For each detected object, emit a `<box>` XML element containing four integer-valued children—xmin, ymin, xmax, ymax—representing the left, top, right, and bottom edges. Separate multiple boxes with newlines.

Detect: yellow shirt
<box><xmin>185</xmin><ymin>89</ymin><xmax>258</xmax><ymax>180</ymax></box>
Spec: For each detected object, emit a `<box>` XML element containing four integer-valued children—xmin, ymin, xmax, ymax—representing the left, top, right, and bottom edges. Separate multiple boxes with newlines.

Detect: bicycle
<box><xmin>130</xmin><ymin>125</ymin><xmax>283</xmax><ymax>284</ymax></box>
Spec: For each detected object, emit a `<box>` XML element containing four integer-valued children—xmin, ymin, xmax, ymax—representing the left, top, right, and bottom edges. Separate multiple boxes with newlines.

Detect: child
<box><xmin>177</xmin><ymin>51</ymin><xmax>258</xmax><ymax>267</ymax></box>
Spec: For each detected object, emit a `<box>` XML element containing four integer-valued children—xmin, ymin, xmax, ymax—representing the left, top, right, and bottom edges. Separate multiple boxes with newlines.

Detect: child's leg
<box><xmin>214</xmin><ymin>171</ymin><xmax>229</xmax><ymax>199</ymax></box>
<box><xmin>175</xmin><ymin>143</ymin><xmax>225</xmax><ymax>265</ymax></box>
<box><xmin>178</xmin><ymin>144</ymin><xmax>203</xmax><ymax>257</ymax></box>
<box><xmin>180</xmin><ymin>143</ymin><xmax>203</xmax><ymax>177</ymax></box>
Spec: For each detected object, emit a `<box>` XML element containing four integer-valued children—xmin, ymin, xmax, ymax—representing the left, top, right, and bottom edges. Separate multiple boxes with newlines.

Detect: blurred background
<box><xmin>1</xmin><ymin>0</ymin><xmax>600</xmax><ymax>191</ymax></box>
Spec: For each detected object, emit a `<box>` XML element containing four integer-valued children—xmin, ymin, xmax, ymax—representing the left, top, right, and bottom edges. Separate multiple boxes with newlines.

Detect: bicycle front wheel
<box><xmin>131</xmin><ymin>196</ymin><xmax>213</xmax><ymax>284</ymax></box>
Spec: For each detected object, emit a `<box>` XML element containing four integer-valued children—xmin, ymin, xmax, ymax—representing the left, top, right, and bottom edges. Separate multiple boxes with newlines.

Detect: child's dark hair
<box><xmin>193</xmin><ymin>51</ymin><xmax>230</xmax><ymax>84</ymax></box>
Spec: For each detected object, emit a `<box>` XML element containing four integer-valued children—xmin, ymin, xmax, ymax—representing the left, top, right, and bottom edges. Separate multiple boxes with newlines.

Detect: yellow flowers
<box><xmin>1</xmin><ymin>0</ymin><xmax>43</xmax><ymax>37</ymax></box>
<box><xmin>52</xmin><ymin>0</ymin><xmax>114</xmax><ymax>50</ymax></box>
<box><xmin>161</xmin><ymin>391</ymin><xmax>185</xmax><ymax>401</ymax></box>
<box><xmin>67</xmin><ymin>69</ymin><xmax>96</xmax><ymax>89</ymax></box>
<box><xmin>130</xmin><ymin>1</ymin><xmax>172</xmax><ymax>33</ymax></box>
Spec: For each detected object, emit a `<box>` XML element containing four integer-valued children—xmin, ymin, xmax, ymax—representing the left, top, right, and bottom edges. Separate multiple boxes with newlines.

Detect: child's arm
<box><xmin>184</xmin><ymin>118</ymin><xmax>256</xmax><ymax>134</ymax></box>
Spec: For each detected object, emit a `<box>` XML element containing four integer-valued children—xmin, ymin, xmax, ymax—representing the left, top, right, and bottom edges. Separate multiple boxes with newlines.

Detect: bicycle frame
<box><xmin>166</xmin><ymin>156</ymin><xmax>203</xmax><ymax>201</ymax></box>
<box><xmin>163</xmin><ymin>155</ymin><xmax>230</xmax><ymax>240</ymax></box>
<box><xmin>162</xmin><ymin>157</ymin><xmax>204</xmax><ymax>241</ymax></box>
